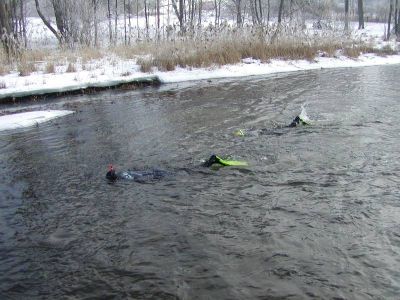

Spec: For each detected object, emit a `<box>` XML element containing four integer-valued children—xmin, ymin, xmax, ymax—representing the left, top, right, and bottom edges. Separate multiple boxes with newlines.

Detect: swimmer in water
<box><xmin>106</xmin><ymin>164</ymin><xmax>170</xmax><ymax>182</ymax></box>
<box><xmin>106</xmin><ymin>154</ymin><xmax>248</xmax><ymax>181</ymax></box>
<box><xmin>287</xmin><ymin>115</ymin><xmax>310</xmax><ymax>127</ymax></box>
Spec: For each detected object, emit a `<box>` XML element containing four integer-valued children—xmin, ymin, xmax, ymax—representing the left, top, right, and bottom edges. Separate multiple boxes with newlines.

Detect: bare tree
<box><xmin>395</xmin><ymin>0</ymin><xmax>399</xmax><ymax>36</ymax></box>
<box><xmin>232</xmin><ymin>0</ymin><xmax>243</xmax><ymax>26</ymax></box>
<box><xmin>34</xmin><ymin>0</ymin><xmax>62</xmax><ymax>44</ymax></box>
<box><xmin>278</xmin><ymin>0</ymin><xmax>285</xmax><ymax>24</ymax></box>
<box><xmin>198</xmin><ymin>0</ymin><xmax>203</xmax><ymax>27</ymax></box>
<box><xmin>93</xmin><ymin>0</ymin><xmax>99</xmax><ymax>47</ymax></box>
<box><xmin>35</xmin><ymin>0</ymin><xmax>97</xmax><ymax>47</ymax></box>
<box><xmin>214</xmin><ymin>0</ymin><xmax>222</xmax><ymax>26</ymax></box>
<box><xmin>250</xmin><ymin>0</ymin><xmax>261</xmax><ymax>24</ymax></box>
<box><xmin>0</xmin><ymin>0</ymin><xmax>18</xmax><ymax>58</ymax></box>
<box><xmin>344</xmin><ymin>0</ymin><xmax>349</xmax><ymax>31</ymax></box>
<box><xmin>171</xmin><ymin>0</ymin><xmax>185</xmax><ymax>32</ymax></box>
<box><xmin>124</xmin><ymin>0</ymin><xmax>127</xmax><ymax>44</ymax></box>
<box><xmin>20</xmin><ymin>0</ymin><xmax>27</xmax><ymax>47</ymax></box>
<box><xmin>258</xmin><ymin>0</ymin><xmax>263</xmax><ymax>23</ymax></box>
<box><xmin>115</xmin><ymin>0</ymin><xmax>118</xmax><ymax>43</ymax></box>
<box><xmin>388</xmin><ymin>0</ymin><xmax>394</xmax><ymax>40</ymax></box>
<box><xmin>144</xmin><ymin>0</ymin><xmax>149</xmax><ymax>38</ymax></box>
<box><xmin>358</xmin><ymin>0</ymin><xmax>364</xmax><ymax>29</ymax></box>
<box><xmin>108</xmin><ymin>0</ymin><xmax>112</xmax><ymax>43</ymax></box>
<box><xmin>128</xmin><ymin>0</ymin><xmax>132</xmax><ymax>44</ymax></box>
<box><xmin>156</xmin><ymin>0</ymin><xmax>160</xmax><ymax>34</ymax></box>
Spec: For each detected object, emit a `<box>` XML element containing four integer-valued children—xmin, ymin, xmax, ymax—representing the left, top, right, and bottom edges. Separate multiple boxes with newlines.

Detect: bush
<box><xmin>137</xmin><ymin>57</ymin><xmax>154</xmax><ymax>73</ymax></box>
<box><xmin>18</xmin><ymin>61</ymin><xmax>37</xmax><ymax>76</ymax></box>
<box><xmin>0</xmin><ymin>64</ymin><xmax>9</xmax><ymax>76</ymax></box>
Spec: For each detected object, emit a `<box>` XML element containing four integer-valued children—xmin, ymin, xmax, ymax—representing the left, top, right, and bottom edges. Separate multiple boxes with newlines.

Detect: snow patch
<box><xmin>0</xmin><ymin>110</ymin><xmax>74</xmax><ymax>132</ymax></box>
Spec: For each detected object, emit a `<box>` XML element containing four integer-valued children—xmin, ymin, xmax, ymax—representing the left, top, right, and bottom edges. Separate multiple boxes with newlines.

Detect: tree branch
<box><xmin>34</xmin><ymin>0</ymin><xmax>62</xmax><ymax>44</ymax></box>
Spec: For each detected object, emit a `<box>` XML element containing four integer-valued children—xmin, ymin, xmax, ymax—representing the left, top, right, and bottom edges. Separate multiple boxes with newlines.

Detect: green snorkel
<box><xmin>203</xmin><ymin>155</ymin><xmax>248</xmax><ymax>167</ymax></box>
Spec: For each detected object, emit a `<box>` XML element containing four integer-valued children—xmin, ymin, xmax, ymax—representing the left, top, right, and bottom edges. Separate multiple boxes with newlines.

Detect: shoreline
<box><xmin>1</xmin><ymin>53</ymin><xmax>400</xmax><ymax>103</ymax></box>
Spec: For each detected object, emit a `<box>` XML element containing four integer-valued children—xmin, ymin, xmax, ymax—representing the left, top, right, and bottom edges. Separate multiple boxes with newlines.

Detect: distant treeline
<box><xmin>0</xmin><ymin>0</ymin><xmax>399</xmax><ymax>58</ymax></box>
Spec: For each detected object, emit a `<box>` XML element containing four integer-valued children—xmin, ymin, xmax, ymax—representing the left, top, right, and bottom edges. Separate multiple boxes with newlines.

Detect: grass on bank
<box><xmin>0</xmin><ymin>27</ymin><xmax>397</xmax><ymax>77</ymax></box>
<box><xmin>134</xmin><ymin>28</ymin><xmax>397</xmax><ymax>71</ymax></box>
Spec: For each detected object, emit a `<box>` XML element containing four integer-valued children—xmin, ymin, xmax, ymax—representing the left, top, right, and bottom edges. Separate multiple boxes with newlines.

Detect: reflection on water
<box><xmin>1</xmin><ymin>65</ymin><xmax>400</xmax><ymax>299</ymax></box>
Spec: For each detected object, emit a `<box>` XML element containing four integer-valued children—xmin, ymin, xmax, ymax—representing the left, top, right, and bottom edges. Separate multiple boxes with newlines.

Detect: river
<box><xmin>1</xmin><ymin>65</ymin><xmax>400</xmax><ymax>299</ymax></box>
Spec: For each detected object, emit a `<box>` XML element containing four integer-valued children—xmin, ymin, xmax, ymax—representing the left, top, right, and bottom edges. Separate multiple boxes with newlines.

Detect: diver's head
<box><xmin>106</xmin><ymin>164</ymin><xmax>118</xmax><ymax>180</ymax></box>
<box><xmin>203</xmin><ymin>154</ymin><xmax>219</xmax><ymax>167</ymax></box>
<box><xmin>288</xmin><ymin>116</ymin><xmax>301</xmax><ymax>127</ymax></box>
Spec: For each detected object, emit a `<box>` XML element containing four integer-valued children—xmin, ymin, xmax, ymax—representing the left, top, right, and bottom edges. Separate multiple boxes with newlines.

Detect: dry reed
<box><xmin>18</xmin><ymin>61</ymin><xmax>37</xmax><ymax>76</ymax></box>
<box><xmin>66</xmin><ymin>62</ymin><xmax>77</xmax><ymax>73</ymax></box>
<box><xmin>45</xmin><ymin>62</ymin><xmax>56</xmax><ymax>74</ymax></box>
<box><xmin>0</xmin><ymin>26</ymin><xmax>397</xmax><ymax>77</ymax></box>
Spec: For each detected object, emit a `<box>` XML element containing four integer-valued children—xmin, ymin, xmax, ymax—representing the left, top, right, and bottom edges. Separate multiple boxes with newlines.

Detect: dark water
<box><xmin>1</xmin><ymin>65</ymin><xmax>400</xmax><ymax>299</ymax></box>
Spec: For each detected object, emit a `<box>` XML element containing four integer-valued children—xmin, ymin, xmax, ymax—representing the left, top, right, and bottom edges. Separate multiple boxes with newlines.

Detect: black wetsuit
<box><xmin>106</xmin><ymin>168</ymin><xmax>170</xmax><ymax>182</ymax></box>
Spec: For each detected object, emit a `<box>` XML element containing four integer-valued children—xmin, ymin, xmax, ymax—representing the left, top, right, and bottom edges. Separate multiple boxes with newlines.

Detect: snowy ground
<box><xmin>0</xmin><ymin>110</ymin><xmax>74</xmax><ymax>132</ymax></box>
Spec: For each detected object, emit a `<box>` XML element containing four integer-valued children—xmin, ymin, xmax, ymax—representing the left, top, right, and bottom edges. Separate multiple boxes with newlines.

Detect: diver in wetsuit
<box><xmin>106</xmin><ymin>155</ymin><xmax>248</xmax><ymax>181</ymax></box>
<box><xmin>288</xmin><ymin>115</ymin><xmax>309</xmax><ymax>127</ymax></box>
<box><xmin>106</xmin><ymin>164</ymin><xmax>169</xmax><ymax>182</ymax></box>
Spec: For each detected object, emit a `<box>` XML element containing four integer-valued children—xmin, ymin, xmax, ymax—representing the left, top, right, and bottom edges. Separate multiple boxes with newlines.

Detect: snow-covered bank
<box><xmin>156</xmin><ymin>53</ymin><xmax>400</xmax><ymax>83</ymax></box>
<box><xmin>1</xmin><ymin>20</ymin><xmax>398</xmax><ymax>101</ymax></box>
<box><xmin>0</xmin><ymin>110</ymin><xmax>74</xmax><ymax>132</ymax></box>
<box><xmin>0</xmin><ymin>52</ymin><xmax>399</xmax><ymax>101</ymax></box>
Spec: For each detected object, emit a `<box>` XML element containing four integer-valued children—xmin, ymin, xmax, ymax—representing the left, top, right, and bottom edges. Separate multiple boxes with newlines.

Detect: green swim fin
<box><xmin>215</xmin><ymin>155</ymin><xmax>248</xmax><ymax>166</ymax></box>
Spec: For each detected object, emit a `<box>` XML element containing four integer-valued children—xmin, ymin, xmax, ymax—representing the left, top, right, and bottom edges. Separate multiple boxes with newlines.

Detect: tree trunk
<box><xmin>51</xmin><ymin>0</ymin><xmax>68</xmax><ymax>43</ymax></box>
<box><xmin>20</xmin><ymin>0</ymin><xmax>27</xmax><ymax>47</ymax></box>
<box><xmin>34</xmin><ymin>0</ymin><xmax>62</xmax><ymax>44</ymax></box>
<box><xmin>136</xmin><ymin>0</ymin><xmax>139</xmax><ymax>40</ymax></box>
<box><xmin>0</xmin><ymin>1</ymin><xmax>12</xmax><ymax>53</ymax></box>
<box><xmin>214</xmin><ymin>0</ymin><xmax>218</xmax><ymax>26</ymax></box>
<box><xmin>235</xmin><ymin>0</ymin><xmax>242</xmax><ymax>27</ymax></box>
<box><xmin>144</xmin><ymin>0</ymin><xmax>149</xmax><ymax>38</ymax></box>
<box><xmin>156</xmin><ymin>0</ymin><xmax>160</xmax><ymax>39</ymax></box>
<box><xmin>278</xmin><ymin>0</ymin><xmax>284</xmax><ymax>24</ymax></box>
<box><xmin>198</xmin><ymin>0</ymin><xmax>202</xmax><ymax>27</ymax></box>
<box><xmin>388</xmin><ymin>0</ymin><xmax>393</xmax><ymax>40</ymax></box>
<box><xmin>250</xmin><ymin>0</ymin><xmax>256</xmax><ymax>25</ymax></box>
<box><xmin>395</xmin><ymin>0</ymin><xmax>399</xmax><ymax>36</ymax></box>
<box><xmin>128</xmin><ymin>0</ymin><xmax>131</xmax><ymax>45</ymax></box>
<box><xmin>124</xmin><ymin>0</ymin><xmax>127</xmax><ymax>45</ymax></box>
<box><xmin>179</xmin><ymin>0</ymin><xmax>184</xmax><ymax>31</ymax></box>
<box><xmin>108</xmin><ymin>0</ymin><xmax>112</xmax><ymax>43</ymax></box>
<box><xmin>93</xmin><ymin>0</ymin><xmax>98</xmax><ymax>47</ymax></box>
<box><xmin>398</xmin><ymin>4</ymin><xmax>400</xmax><ymax>37</ymax></box>
<box><xmin>358</xmin><ymin>0</ymin><xmax>364</xmax><ymax>29</ymax></box>
<box><xmin>157</xmin><ymin>0</ymin><xmax>160</xmax><ymax>29</ymax></box>
<box><xmin>171</xmin><ymin>0</ymin><xmax>185</xmax><ymax>32</ymax></box>
<box><xmin>344</xmin><ymin>0</ymin><xmax>349</xmax><ymax>31</ymax></box>
<box><xmin>114</xmin><ymin>0</ymin><xmax>118</xmax><ymax>43</ymax></box>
